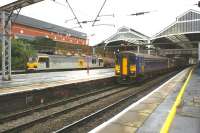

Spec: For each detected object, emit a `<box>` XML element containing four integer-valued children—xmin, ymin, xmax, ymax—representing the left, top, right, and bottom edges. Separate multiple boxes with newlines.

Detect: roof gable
<box><xmin>177</xmin><ymin>9</ymin><xmax>200</xmax><ymax>21</ymax></box>
<box><xmin>105</xmin><ymin>26</ymin><xmax>149</xmax><ymax>43</ymax></box>
<box><xmin>153</xmin><ymin>9</ymin><xmax>200</xmax><ymax>38</ymax></box>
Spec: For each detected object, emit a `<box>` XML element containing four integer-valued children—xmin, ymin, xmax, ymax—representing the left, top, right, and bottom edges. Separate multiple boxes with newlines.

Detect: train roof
<box><xmin>119</xmin><ymin>51</ymin><xmax>168</xmax><ymax>60</ymax></box>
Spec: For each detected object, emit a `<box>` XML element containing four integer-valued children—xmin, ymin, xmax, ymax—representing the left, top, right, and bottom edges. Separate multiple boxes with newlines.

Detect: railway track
<box><xmin>0</xmin><ymin>84</ymin><xmax>135</xmax><ymax>133</ymax></box>
<box><xmin>0</xmin><ymin>84</ymin><xmax>120</xmax><ymax>123</ymax></box>
<box><xmin>54</xmin><ymin>88</ymin><xmax>145</xmax><ymax>133</ymax></box>
<box><xmin>53</xmin><ymin>71</ymin><xmax>179</xmax><ymax>133</ymax></box>
<box><xmin>0</xmin><ymin>70</ymin><xmax>179</xmax><ymax>133</ymax></box>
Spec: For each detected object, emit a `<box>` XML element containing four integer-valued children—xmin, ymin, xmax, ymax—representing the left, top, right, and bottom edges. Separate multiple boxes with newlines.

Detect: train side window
<box><xmin>38</xmin><ymin>57</ymin><xmax>49</xmax><ymax>68</ymax></box>
<box><xmin>92</xmin><ymin>58</ymin><xmax>96</xmax><ymax>64</ymax></box>
<box><xmin>29</xmin><ymin>56</ymin><xmax>37</xmax><ymax>63</ymax></box>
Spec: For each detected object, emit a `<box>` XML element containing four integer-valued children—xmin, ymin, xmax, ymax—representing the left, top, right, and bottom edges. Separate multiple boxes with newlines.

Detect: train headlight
<box><xmin>130</xmin><ymin>65</ymin><xmax>136</xmax><ymax>73</ymax></box>
<box><xmin>115</xmin><ymin>64</ymin><xmax>120</xmax><ymax>73</ymax></box>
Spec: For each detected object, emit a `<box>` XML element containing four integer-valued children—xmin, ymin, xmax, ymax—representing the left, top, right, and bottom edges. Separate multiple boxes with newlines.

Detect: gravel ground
<box><xmin>21</xmin><ymin>72</ymin><xmax>176</xmax><ymax>133</ymax></box>
<box><xmin>0</xmin><ymin>85</ymin><xmax>126</xmax><ymax>132</ymax></box>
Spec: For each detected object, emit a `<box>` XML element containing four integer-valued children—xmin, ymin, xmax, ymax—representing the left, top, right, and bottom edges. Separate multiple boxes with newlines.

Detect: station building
<box><xmin>8</xmin><ymin>14</ymin><xmax>88</xmax><ymax>45</ymax></box>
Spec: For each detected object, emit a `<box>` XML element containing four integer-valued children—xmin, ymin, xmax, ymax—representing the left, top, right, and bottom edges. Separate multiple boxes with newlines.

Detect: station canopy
<box><xmin>152</xmin><ymin>9</ymin><xmax>200</xmax><ymax>49</ymax></box>
<box><xmin>97</xmin><ymin>26</ymin><xmax>150</xmax><ymax>48</ymax></box>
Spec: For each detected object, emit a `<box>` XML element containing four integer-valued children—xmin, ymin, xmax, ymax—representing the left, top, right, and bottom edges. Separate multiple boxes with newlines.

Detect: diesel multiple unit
<box><xmin>115</xmin><ymin>51</ymin><xmax>178</xmax><ymax>84</ymax></box>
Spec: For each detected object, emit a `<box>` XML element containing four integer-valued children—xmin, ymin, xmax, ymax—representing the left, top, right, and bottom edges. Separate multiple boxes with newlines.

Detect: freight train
<box><xmin>115</xmin><ymin>51</ymin><xmax>181</xmax><ymax>84</ymax></box>
<box><xmin>26</xmin><ymin>54</ymin><xmax>114</xmax><ymax>71</ymax></box>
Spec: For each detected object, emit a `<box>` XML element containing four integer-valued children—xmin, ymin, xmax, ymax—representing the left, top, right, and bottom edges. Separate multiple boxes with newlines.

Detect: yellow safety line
<box><xmin>160</xmin><ymin>68</ymin><xmax>194</xmax><ymax>133</ymax></box>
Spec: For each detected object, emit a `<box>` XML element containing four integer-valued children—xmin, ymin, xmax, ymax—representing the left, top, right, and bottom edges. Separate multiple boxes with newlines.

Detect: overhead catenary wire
<box><xmin>92</xmin><ymin>0</ymin><xmax>107</xmax><ymax>26</ymax></box>
<box><xmin>65</xmin><ymin>0</ymin><xmax>82</xmax><ymax>28</ymax></box>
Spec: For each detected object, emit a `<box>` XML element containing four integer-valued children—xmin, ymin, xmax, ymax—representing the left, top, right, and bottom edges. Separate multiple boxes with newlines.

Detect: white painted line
<box><xmin>89</xmin><ymin>68</ymin><xmax>190</xmax><ymax>133</ymax></box>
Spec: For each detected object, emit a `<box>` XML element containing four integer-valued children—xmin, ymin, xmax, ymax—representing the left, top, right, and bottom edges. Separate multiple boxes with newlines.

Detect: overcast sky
<box><xmin>1</xmin><ymin>0</ymin><xmax>200</xmax><ymax>45</ymax></box>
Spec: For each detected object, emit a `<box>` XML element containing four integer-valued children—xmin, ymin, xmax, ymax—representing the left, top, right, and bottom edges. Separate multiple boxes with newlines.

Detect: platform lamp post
<box><xmin>197</xmin><ymin>1</ymin><xmax>200</xmax><ymax>66</ymax></box>
<box><xmin>137</xmin><ymin>45</ymin><xmax>140</xmax><ymax>53</ymax></box>
<box><xmin>147</xmin><ymin>39</ymin><xmax>151</xmax><ymax>55</ymax></box>
<box><xmin>85</xmin><ymin>34</ymin><xmax>95</xmax><ymax>74</ymax></box>
<box><xmin>198</xmin><ymin>42</ymin><xmax>200</xmax><ymax>66</ymax></box>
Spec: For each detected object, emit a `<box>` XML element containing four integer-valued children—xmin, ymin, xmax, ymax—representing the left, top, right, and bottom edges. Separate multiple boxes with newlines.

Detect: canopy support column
<box><xmin>198</xmin><ymin>42</ymin><xmax>200</xmax><ymax>66</ymax></box>
<box><xmin>137</xmin><ymin>45</ymin><xmax>140</xmax><ymax>53</ymax></box>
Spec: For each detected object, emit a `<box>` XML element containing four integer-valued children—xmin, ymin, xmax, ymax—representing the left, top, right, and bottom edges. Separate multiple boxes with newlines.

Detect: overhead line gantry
<box><xmin>0</xmin><ymin>0</ymin><xmax>44</xmax><ymax>80</ymax></box>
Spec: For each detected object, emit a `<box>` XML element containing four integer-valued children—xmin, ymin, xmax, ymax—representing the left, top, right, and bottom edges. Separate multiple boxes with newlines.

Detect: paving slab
<box><xmin>170</xmin><ymin>68</ymin><xmax>200</xmax><ymax>133</ymax></box>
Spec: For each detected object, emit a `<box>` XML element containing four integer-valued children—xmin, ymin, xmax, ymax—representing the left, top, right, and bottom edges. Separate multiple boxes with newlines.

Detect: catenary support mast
<box><xmin>0</xmin><ymin>0</ymin><xmax>44</xmax><ymax>80</ymax></box>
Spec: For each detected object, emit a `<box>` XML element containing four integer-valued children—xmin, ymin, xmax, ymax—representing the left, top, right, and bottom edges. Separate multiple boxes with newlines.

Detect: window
<box><xmin>92</xmin><ymin>58</ymin><xmax>96</xmax><ymax>64</ymax></box>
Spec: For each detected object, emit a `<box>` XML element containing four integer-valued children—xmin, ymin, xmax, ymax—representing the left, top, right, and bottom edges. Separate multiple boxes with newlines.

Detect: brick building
<box><xmin>8</xmin><ymin>14</ymin><xmax>88</xmax><ymax>45</ymax></box>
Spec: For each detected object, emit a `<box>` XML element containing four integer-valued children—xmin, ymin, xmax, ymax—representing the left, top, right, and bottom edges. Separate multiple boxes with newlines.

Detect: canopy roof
<box><xmin>152</xmin><ymin>9</ymin><xmax>200</xmax><ymax>49</ymax></box>
<box><xmin>97</xmin><ymin>26</ymin><xmax>149</xmax><ymax>47</ymax></box>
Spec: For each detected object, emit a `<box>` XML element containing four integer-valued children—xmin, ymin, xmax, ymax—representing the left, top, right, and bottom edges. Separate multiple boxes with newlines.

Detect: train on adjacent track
<box><xmin>115</xmin><ymin>51</ymin><xmax>185</xmax><ymax>84</ymax></box>
<box><xmin>26</xmin><ymin>54</ymin><xmax>114</xmax><ymax>71</ymax></box>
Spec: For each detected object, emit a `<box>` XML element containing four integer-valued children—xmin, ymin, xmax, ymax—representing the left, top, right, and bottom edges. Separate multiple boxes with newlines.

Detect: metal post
<box><xmin>2</xmin><ymin>12</ymin><xmax>6</xmax><ymax>79</ymax></box>
<box><xmin>137</xmin><ymin>45</ymin><xmax>140</xmax><ymax>53</ymax></box>
<box><xmin>155</xmin><ymin>48</ymin><xmax>158</xmax><ymax>56</ymax></box>
<box><xmin>147</xmin><ymin>45</ymin><xmax>151</xmax><ymax>55</ymax></box>
<box><xmin>87</xmin><ymin>56</ymin><xmax>89</xmax><ymax>74</ymax></box>
<box><xmin>92</xmin><ymin>47</ymin><xmax>95</xmax><ymax>56</ymax></box>
<box><xmin>1</xmin><ymin>11</ymin><xmax>12</xmax><ymax>80</ymax></box>
<box><xmin>198</xmin><ymin>42</ymin><xmax>200</xmax><ymax>65</ymax></box>
<box><xmin>147</xmin><ymin>39</ymin><xmax>151</xmax><ymax>55</ymax></box>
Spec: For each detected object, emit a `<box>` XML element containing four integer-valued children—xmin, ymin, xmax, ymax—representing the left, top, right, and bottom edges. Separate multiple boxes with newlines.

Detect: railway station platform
<box><xmin>90</xmin><ymin>66</ymin><xmax>200</xmax><ymax>133</ymax></box>
<box><xmin>0</xmin><ymin>68</ymin><xmax>114</xmax><ymax>96</ymax></box>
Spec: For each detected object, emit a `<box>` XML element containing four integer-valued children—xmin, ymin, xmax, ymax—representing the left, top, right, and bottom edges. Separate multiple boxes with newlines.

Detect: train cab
<box><xmin>115</xmin><ymin>52</ymin><xmax>143</xmax><ymax>83</ymax></box>
<box><xmin>26</xmin><ymin>56</ymin><xmax>38</xmax><ymax>70</ymax></box>
<box><xmin>27</xmin><ymin>55</ymin><xmax>49</xmax><ymax>70</ymax></box>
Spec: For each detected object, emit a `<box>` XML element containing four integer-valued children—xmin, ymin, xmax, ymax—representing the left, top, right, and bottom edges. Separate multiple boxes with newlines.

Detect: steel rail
<box><xmin>54</xmin><ymin>71</ymin><xmax>180</xmax><ymax>133</ymax></box>
<box><xmin>0</xmin><ymin>84</ymin><xmax>119</xmax><ymax>123</ymax></box>
<box><xmin>1</xmin><ymin>85</ymin><xmax>135</xmax><ymax>133</ymax></box>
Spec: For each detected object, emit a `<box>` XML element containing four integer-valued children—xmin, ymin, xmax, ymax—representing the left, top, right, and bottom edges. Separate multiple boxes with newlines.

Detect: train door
<box><xmin>122</xmin><ymin>56</ymin><xmax>128</xmax><ymax>75</ymax></box>
<box><xmin>129</xmin><ymin>55</ymin><xmax>136</xmax><ymax>77</ymax></box>
<box><xmin>141</xmin><ymin>57</ymin><xmax>144</xmax><ymax>73</ymax></box>
<box><xmin>135</xmin><ymin>56</ymin><xmax>142</xmax><ymax>74</ymax></box>
<box><xmin>138</xmin><ymin>57</ymin><xmax>142</xmax><ymax>73</ymax></box>
<box><xmin>98</xmin><ymin>58</ymin><xmax>103</xmax><ymax>67</ymax></box>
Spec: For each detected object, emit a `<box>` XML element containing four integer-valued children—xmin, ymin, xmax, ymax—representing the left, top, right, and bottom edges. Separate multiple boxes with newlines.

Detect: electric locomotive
<box><xmin>115</xmin><ymin>51</ymin><xmax>172</xmax><ymax>84</ymax></box>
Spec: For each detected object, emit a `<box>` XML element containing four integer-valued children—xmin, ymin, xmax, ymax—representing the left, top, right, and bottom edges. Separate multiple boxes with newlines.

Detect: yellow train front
<box><xmin>26</xmin><ymin>56</ymin><xmax>39</xmax><ymax>71</ymax></box>
<box><xmin>115</xmin><ymin>51</ymin><xmax>172</xmax><ymax>84</ymax></box>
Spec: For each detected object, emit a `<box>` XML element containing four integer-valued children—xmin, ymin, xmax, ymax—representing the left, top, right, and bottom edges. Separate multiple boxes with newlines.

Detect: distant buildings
<box><xmin>5</xmin><ymin>14</ymin><xmax>88</xmax><ymax>46</ymax></box>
